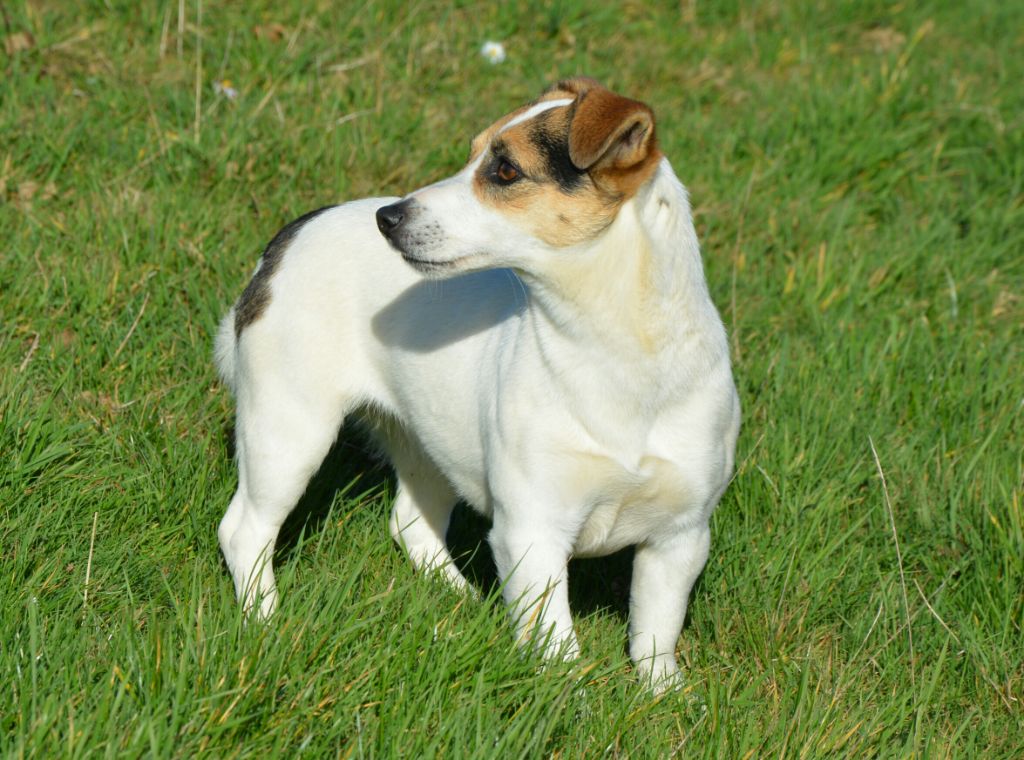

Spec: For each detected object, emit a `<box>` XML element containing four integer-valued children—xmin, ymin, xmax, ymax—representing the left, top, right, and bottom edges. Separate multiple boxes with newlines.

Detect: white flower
<box><xmin>213</xmin><ymin>79</ymin><xmax>239</xmax><ymax>100</ymax></box>
<box><xmin>480</xmin><ymin>40</ymin><xmax>506</xmax><ymax>65</ymax></box>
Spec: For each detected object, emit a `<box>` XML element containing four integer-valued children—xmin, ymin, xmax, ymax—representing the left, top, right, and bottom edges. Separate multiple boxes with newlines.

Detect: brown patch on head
<box><xmin>467</xmin><ymin>79</ymin><xmax>662</xmax><ymax>248</ymax></box>
<box><xmin>468</xmin><ymin>108</ymin><xmax>519</xmax><ymax>162</ymax></box>
<box><xmin>543</xmin><ymin>76</ymin><xmax>605</xmax><ymax>99</ymax></box>
<box><xmin>466</xmin><ymin>96</ymin><xmax>549</xmax><ymax>163</ymax></box>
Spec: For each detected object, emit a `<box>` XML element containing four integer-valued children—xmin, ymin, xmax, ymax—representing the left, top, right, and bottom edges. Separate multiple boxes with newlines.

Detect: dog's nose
<box><xmin>376</xmin><ymin>201</ymin><xmax>408</xmax><ymax>236</ymax></box>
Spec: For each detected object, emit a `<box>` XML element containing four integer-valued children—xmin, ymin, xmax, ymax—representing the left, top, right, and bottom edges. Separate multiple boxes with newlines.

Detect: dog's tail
<box><xmin>214</xmin><ymin>308</ymin><xmax>238</xmax><ymax>394</ymax></box>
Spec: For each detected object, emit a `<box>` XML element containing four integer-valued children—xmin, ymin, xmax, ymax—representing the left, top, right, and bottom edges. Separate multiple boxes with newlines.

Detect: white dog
<box><xmin>215</xmin><ymin>78</ymin><xmax>740</xmax><ymax>691</ymax></box>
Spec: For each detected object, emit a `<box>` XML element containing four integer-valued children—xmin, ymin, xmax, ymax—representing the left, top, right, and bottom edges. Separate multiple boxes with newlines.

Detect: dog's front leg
<box><xmin>489</xmin><ymin>507</ymin><xmax>579</xmax><ymax>661</ymax></box>
<box><xmin>628</xmin><ymin>522</ymin><xmax>711</xmax><ymax>693</ymax></box>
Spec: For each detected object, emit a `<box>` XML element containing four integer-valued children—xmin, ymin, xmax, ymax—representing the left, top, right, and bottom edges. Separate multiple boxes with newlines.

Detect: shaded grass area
<box><xmin>2</xmin><ymin>0</ymin><xmax>1022</xmax><ymax>756</ymax></box>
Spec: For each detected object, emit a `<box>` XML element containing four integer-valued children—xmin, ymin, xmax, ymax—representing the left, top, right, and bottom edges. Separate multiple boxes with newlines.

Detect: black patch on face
<box><xmin>234</xmin><ymin>205</ymin><xmax>336</xmax><ymax>337</ymax></box>
<box><xmin>530</xmin><ymin>122</ymin><xmax>584</xmax><ymax>193</ymax></box>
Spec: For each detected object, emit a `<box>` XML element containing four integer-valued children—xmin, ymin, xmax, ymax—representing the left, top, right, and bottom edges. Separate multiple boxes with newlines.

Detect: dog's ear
<box><xmin>567</xmin><ymin>88</ymin><xmax>657</xmax><ymax>174</ymax></box>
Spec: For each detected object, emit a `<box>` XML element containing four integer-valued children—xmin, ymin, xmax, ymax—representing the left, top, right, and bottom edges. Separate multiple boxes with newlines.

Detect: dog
<box><xmin>214</xmin><ymin>77</ymin><xmax>740</xmax><ymax>692</ymax></box>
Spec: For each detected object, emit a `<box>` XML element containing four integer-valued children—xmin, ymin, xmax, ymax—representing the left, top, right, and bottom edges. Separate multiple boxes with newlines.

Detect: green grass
<box><xmin>2</xmin><ymin>0</ymin><xmax>1022</xmax><ymax>756</ymax></box>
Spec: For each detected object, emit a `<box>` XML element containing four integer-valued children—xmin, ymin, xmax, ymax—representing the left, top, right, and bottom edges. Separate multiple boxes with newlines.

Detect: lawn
<box><xmin>2</xmin><ymin>0</ymin><xmax>1022</xmax><ymax>756</ymax></box>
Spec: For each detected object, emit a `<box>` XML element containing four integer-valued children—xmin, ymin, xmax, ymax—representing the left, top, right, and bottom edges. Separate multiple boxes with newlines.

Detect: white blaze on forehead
<box><xmin>497</xmin><ymin>98</ymin><xmax>574</xmax><ymax>135</ymax></box>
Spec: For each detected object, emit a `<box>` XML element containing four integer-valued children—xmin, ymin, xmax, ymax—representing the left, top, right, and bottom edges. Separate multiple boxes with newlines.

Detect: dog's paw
<box><xmin>649</xmin><ymin>668</ymin><xmax>683</xmax><ymax>697</ymax></box>
<box><xmin>634</xmin><ymin>655</ymin><xmax>684</xmax><ymax>696</ymax></box>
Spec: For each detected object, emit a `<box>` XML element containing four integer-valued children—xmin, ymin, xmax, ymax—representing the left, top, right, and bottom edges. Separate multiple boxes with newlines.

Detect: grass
<box><xmin>2</xmin><ymin>0</ymin><xmax>1022</xmax><ymax>756</ymax></box>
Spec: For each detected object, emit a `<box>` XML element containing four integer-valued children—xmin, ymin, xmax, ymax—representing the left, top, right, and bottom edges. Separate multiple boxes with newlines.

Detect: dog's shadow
<box><xmin>370</xmin><ymin>269</ymin><xmax>526</xmax><ymax>354</ymax></box>
<box><xmin>273</xmin><ymin>429</ymin><xmax>390</xmax><ymax>555</ymax></box>
<box><xmin>268</xmin><ymin>426</ymin><xmax>635</xmax><ymax>623</ymax></box>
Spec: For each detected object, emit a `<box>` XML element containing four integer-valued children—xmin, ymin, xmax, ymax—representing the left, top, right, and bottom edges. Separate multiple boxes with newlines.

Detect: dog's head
<box><xmin>376</xmin><ymin>78</ymin><xmax>662</xmax><ymax>276</ymax></box>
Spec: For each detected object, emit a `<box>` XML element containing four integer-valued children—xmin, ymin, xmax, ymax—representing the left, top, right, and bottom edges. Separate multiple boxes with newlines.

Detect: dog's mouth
<box><xmin>400</xmin><ymin>253</ymin><xmax>475</xmax><ymax>274</ymax></box>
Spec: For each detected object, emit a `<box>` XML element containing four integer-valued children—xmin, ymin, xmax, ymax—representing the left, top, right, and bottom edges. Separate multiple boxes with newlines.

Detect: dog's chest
<box><xmin>569</xmin><ymin>452</ymin><xmax>698</xmax><ymax>557</ymax></box>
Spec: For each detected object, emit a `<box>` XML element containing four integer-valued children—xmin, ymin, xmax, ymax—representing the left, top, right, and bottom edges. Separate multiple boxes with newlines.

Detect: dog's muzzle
<box><xmin>376</xmin><ymin>198</ymin><xmax>448</xmax><ymax>271</ymax></box>
<box><xmin>376</xmin><ymin>199</ymin><xmax>411</xmax><ymax>242</ymax></box>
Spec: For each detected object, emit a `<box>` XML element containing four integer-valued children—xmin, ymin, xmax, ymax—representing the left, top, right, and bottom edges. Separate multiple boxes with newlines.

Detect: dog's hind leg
<box><xmin>628</xmin><ymin>523</ymin><xmax>711</xmax><ymax>693</ymax></box>
<box><xmin>219</xmin><ymin>375</ymin><xmax>350</xmax><ymax>620</ymax></box>
<box><xmin>385</xmin><ymin>436</ymin><xmax>467</xmax><ymax>591</ymax></box>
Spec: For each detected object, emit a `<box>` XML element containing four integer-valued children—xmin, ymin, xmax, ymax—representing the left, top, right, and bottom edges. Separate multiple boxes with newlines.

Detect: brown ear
<box><xmin>567</xmin><ymin>88</ymin><xmax>657</xmax><ymax>173</ymax></box>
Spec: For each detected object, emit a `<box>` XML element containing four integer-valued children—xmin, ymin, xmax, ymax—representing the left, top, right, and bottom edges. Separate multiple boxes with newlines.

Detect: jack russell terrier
<box><xmin>215</xmin><ymin>77</ymin><xmax>740</xmax><ymax>692</ymax></box>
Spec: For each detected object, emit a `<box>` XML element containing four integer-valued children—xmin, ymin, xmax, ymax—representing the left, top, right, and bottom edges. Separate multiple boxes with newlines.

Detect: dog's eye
<box><xmin>494</xmin><ymin>159</ymin><xmax>521</xmax><ymax>185</ymax></box>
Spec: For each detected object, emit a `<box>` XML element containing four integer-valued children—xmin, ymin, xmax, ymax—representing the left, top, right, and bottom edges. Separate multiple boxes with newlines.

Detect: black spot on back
<box><xmin>530</xmin><ymin>122</ymin><xmax>585</xmax><ymax>193</ymax></box>
<box><xmin>234</xmin><ymin>205</ymin><xmax>336</xmax><ymax>336</ymax></box>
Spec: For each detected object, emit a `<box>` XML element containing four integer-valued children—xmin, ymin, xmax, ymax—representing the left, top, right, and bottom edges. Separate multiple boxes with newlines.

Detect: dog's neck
<box><xmin>522</xmin><ymin>158</ymin><xmax>724</xmax><ymax>364</ymax></box>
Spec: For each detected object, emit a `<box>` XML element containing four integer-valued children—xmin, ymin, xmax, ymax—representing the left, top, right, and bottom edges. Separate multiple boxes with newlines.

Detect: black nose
<box><xmin>376</xmin><ymin>201</ymin><xmax>408</xmax><ymax>236</ymax></box>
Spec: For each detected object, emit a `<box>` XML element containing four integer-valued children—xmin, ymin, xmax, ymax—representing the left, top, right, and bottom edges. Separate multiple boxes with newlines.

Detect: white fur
<box><xmin>216</xmin><ymin>143</ymin><xmax>740</xmax><ymax>692</ymax></box>
<box><xmin>498</xmin><ymin>98</ymin><xmax>574</xmax><ymax>134</ymax></box>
